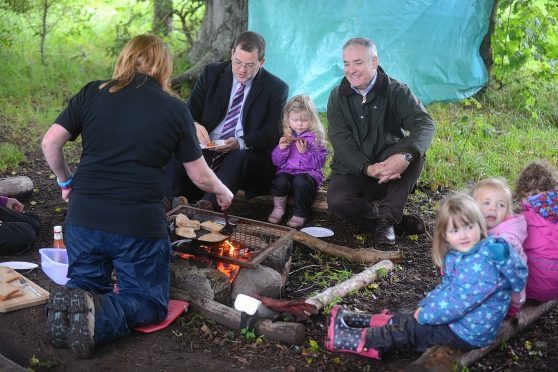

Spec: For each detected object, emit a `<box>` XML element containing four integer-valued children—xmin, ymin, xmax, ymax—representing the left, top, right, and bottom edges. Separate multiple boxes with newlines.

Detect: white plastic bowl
<box><xmin>39</xmin><ymin>248</ymin><xmax>69</xmax><ymax>285</ymax></box>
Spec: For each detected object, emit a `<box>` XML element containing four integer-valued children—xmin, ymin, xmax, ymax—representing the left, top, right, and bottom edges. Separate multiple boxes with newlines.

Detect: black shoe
<box><xmin>396</xmin><ymin>214</ymin><xmax>426</xmax><ymax>235</ymax></box>
<box><xmin>374</xmin><ymin>218</ymin><xmax>395</xmax><ymax>245</ymax></box>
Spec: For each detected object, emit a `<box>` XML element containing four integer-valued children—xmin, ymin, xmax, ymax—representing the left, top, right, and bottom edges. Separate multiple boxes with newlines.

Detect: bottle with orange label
<box><xmin>53</xmin><ymin>225</ymin><xmax>66</xmax><ymax>249</ymax></box>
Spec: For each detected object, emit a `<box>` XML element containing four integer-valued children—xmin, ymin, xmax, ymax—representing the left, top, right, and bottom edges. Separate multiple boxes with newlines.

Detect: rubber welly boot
<box><xmin>268</xmin><ymin>196</ymin><xmax>287</xmax><ymax>224</ymax></box>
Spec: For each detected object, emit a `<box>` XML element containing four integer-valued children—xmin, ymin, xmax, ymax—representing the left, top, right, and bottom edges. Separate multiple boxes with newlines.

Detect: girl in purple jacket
<box><xmin>267</xmin><ymin>95</ymin><xmax>327</xmax><ymax>228</ymax></box>
<box><xmin>515</xmin><ymin>160</ymin><xmax>558</xmax><ymax>302</ymax></box>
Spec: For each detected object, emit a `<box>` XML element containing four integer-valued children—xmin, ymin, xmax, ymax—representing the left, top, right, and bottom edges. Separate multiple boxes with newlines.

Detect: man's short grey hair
<box><xmin>343</xmin><ymin>38</ymin><xmax>378</xmax><ymax>61</ymax></box>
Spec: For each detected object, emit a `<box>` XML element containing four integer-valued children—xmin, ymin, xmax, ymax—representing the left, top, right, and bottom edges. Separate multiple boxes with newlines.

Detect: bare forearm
<box><xmin>41</xmin><ymin>124</ymin><xmax>72</xmax><ymax>180</ymax></box>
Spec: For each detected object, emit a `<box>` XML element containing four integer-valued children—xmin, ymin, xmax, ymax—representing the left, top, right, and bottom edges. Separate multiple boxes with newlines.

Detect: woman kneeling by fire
<box><xmin>41</xmin><ymin>34</ymin><xmax>233</xmax><ymax>358</ymax></box>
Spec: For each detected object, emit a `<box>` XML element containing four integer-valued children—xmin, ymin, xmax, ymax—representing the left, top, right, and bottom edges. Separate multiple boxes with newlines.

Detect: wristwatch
<box><xmin>401</xmin><ymin>153</ymin><xmax>413</xmax><ymax>163</ymax></box>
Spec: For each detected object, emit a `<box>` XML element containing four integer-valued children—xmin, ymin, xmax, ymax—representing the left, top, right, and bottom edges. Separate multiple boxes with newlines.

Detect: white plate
<box><xmin>0</xmin><ymin>261</ymin><xmax>39</xmax><ymax>270</ymax></box>
<box><xmin>300</xmin><ymin>227</ymin><xmax>334</xmax><ymax>238</ymax></box>
<box><xmin>200</xmin><ymin>140</ymin><xmax>226</xmax><ymax>150</ymax></box>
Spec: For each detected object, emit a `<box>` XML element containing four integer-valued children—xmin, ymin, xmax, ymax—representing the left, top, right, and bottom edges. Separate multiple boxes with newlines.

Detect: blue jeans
<box><xmin>65</xmin><ymin>224</ymin><xmax>171</xmax><ymax>345</ymax></box>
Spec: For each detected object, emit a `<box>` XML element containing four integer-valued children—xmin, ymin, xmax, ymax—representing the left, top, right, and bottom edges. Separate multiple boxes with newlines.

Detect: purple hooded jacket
<box><xmin>489</xmin><ymin>214</ymin><xmax>528</xmax><ymax>312</ymax></box>
<box><xmin>271</xmin><ymin>131</ymin><xmax>327</xmax><ymax>187</ymax></box>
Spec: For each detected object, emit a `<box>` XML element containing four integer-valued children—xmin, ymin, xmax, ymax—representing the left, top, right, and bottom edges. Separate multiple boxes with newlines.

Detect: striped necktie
<box><xmin>220</xmin><ymin>83</ymin><xmax>246</xmax><ymax>140</ymax></box>
<box><xmin>211</xmin><ymin>83</ymin><xmax>246</xmax><ymax>170</ymax></box>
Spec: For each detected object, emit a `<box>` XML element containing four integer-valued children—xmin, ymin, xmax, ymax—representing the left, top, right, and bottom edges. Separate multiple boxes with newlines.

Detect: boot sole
<box><xmin>45</xmin><ymin>286</ymin><xmax>72</xmax><ymax>347</ymax></box>
<box><xmin>67</xmin><ymin>289</ymin><xmax>96</xmax><ymax>358</ymax></box>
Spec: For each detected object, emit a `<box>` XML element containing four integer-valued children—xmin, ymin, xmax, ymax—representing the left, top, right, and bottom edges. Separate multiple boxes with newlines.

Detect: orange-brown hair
<box><xmin>100</xmin><ymin>34</ymin><xmax>177</xmax><ymax>97</ymax></box>
<box><xmin>432</xmin><ymin>193</ymin><xmax>487</xmax><ymax>268</ymax></box>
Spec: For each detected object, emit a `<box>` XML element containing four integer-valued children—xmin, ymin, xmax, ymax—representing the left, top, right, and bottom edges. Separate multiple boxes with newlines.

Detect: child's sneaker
<box><xmin>67</xmin><ymin>288</ymin><xmax>96</xmax><ymax>358</ymax></box>
<box><xmin>324</xmin><ymin>305</ymin><xmax>380</xmax><ymax>359</ymax></box>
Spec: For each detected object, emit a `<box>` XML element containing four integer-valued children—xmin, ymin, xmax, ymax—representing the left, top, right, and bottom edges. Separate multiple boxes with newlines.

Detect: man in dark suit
<box><xmin>165</xmin><ymin>31</ymin><xmax>288</xmax><ymax>209</ymax></box>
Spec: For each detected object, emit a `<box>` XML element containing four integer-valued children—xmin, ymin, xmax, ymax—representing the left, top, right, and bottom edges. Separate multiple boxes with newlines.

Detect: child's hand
<box><xmin>6</xmin><ymin>198</ymin><xmax>23</xmax><ymax>212</ymax></box>
<box><xmin>414</xmin><ymin>308</ymin><xmax>421</xmax><ymax>320</ymax></box>
<box><xmin>294</xmin><ymin>138</ymin><xmax>307</xmax><ymax>154</ymax></box>
<box><xmin>278</xmin><ymin>136</ymin><xmax>290</xmax><ymax>150</ymax></box>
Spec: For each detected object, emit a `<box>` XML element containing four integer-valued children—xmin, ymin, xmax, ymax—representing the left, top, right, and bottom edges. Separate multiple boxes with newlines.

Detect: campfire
<box><xmin>168</xmin><ymin>205</ymin><xmax>295</xmax><ymax>283</ymax></box>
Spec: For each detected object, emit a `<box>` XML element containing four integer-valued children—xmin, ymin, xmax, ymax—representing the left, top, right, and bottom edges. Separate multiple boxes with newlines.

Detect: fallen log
<box><xmin>0</xmin><ymin>176</ymin><xmax>33</xmax><ymax>198</ymax></box>
<box><xmin>292</xmin><ymin>231</ymin><xmax>402</xmax><ymax>264</ymax></box>
<box><xmin>406</xmin><ymin>300</ymin><xmax>558</xmax><ymax>371</ymax></box>
<box><xmin>236</xmin><ymin>189</ymin><xmax>328</xmax><ymax>213</ymax></box>
<box><xmin>237</xmin><ymin>221</ymin><xmax>401</xmax><ymax>264</ymax></box>
<box><xmin>306</xmin><ymin>260</ymin><xmax>395</xmax><ymax>310</ymax></box>
<box><xmin>171</xmin><ymin>287</ymin><xmax>306</xmax><ymax>345</ymax></box>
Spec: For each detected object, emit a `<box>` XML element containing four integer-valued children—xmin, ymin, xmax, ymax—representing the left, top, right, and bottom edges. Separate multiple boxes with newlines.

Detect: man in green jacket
<box><xmin>327</xmin><ymin>37</ymin><xmax>435</xmax><ymax>245</ymax></box>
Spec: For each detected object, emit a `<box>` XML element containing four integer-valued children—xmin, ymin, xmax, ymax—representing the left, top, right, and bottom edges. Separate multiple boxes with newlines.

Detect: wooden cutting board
<box><xmin>0</xmin><ymin>266</ymin><xmax>49</xmax><ymax>312</ymax></box>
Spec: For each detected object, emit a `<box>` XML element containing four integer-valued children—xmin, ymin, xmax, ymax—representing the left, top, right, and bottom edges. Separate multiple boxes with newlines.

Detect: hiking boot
<box><xmin>339</xmin><ymin>307</ymin><xmax>393</xmax><ymax>328</ymax></box>
<box><xmin>287</xmin><ymin>215</ymin><xmax>306</xmax><ymax>228</ymax></box>
<box><xmin>267</xmin><ymin>196</ymin><xmax>287</xmax><ymax>224</ymax></box>
<box><xmin>45</xmin><ymin>286</ymin><xmax>72</xmax><ymax>348</ymax></box>
<box><xmin>324</xmin><ymin>305</ymin><xmax>380</xmax><ymax>359</ymax></box>
<box><xmin>374</xmin><ymin>217</ymin><xmax>395</xmax><ymax>245</ymax></box>
<box><xmin>67</xmin><ymin>288</ymin><xmax>96</xmax><ymax>359</ymax></box>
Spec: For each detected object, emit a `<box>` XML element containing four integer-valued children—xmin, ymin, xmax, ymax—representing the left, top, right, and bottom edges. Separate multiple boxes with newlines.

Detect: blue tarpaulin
<box><xmin>248</xmin><ymin>0</ymin><xmax>494</xmax><ymax>110</ymax></box>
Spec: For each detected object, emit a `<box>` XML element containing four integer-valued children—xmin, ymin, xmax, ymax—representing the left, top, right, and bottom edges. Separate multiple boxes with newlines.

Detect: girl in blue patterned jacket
<box><xmin>325</xmin><ymin>193</ymin><xmax>528</xmax><ymax>359</ymax></box>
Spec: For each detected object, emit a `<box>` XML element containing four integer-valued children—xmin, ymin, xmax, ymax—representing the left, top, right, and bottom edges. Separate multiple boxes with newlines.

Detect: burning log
<box><xmin>170</xmin><ymin>287</ymin><xmax>306</xmax><ymax>345</ymax></box>
<box><xmin>306</xmin><ymin>260</ymin><xmax>395</xmax><ymax>311</ymax></box>
<box><xmin>406</xmin><ymin>300</ymin><xmax>558</xmax><ymax>371</ymax></box>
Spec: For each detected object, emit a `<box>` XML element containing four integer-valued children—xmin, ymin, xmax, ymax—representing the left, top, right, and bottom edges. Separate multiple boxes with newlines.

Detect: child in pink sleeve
<box><xmin>471</xmin><ymin>178</ymin><xmax>528</xmax><ymax>317</ymax></box>
<box><xmin>515</xmin><ymin>160</ymin><xmax>558</xmax><ymax>302</ymax></box>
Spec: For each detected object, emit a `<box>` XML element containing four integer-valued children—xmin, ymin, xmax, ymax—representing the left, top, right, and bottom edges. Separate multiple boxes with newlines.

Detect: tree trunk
<box><xmin>480</xmin><ymin>0</ymin><xmax>499</xmax><ymax>77</ymax></box>
<box><xmin>153</xmin><ymin>0</ymin><xmax>173</xmax><ymax>36</ymax></box>
<box><xmin>172</xmin><ymin>0</ymin><xmax>248</xmax><ymax>88</ymax></box>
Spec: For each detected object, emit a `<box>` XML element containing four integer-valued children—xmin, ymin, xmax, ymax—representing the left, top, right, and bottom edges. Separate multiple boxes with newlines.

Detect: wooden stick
<box><xmin>406</xmin><ymin>300</ymin><xmax>558</xmax><ymax>371</ymax></box>
<box><xmin>306</xmin><ymin>260</ymin><xmax>395</xmax><ymax>310</ymax></box>
<box><xmin>171</xmin><ymin>287</ymin><xmax>306</xmax><ymax>345</ymax></box>
<box><xmin>238</xmin><ymin>223</ymin><xmax>402</xmax><ymax>264</ymax></box>
<box><xmin>292</xmin><ymin>231</ymin><xmax>402</xmax><ymax>264</ymax></box>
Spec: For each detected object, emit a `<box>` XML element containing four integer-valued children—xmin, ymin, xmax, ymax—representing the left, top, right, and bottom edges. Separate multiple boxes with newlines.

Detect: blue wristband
<box><xmin>57</xmin><ymin>176</ymin><xmax>73</xmax><ymax>188</ymax></box>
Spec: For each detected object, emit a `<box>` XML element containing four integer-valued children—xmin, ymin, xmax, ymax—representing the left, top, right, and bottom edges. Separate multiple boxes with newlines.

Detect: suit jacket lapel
<box><xmin>243</xmin><ymin>68</ymin><xmax>264</xmax><ymax>119</ymax></box>
<box><xmin>218</xmin><ymin>63</ymin><xmax>235</xmax><ymax>117</ymax></box>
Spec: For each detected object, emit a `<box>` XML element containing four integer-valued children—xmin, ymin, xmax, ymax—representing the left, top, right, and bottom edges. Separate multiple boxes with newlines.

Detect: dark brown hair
<box><xmin>233</xmin><ymin>31</ymin><xmax>266</xmax><ymax>60</ymax></box>
<box><xmin>515</xmin><ymin>160</ymin><xmax>558</xmax><ymax>199</ymax></box>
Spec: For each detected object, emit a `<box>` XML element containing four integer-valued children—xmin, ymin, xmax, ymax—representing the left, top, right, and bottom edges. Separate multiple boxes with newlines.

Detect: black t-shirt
<box><xmin>55</xmin><ymin>74</ymin><xmax>202</xmax><ymax>238</ymax></box>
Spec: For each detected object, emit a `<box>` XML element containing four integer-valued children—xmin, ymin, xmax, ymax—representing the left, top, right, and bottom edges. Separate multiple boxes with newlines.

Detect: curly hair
<box><xmin>515</xmin><ymin>160</ymin><xmax>558</xmax><ymax>199</ymax></box>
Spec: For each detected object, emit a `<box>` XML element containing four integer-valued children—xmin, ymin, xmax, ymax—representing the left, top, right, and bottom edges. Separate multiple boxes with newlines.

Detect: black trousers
<box><xmin>365</xmin><ymin>311</ymin><xmax>474</xmax><ymax>354</ymax></box>
<box><xmin>270</xmin><ymin>173</ymin><xmax>317</xmax><ymax>217</ymax></box>
<box><xmin>327</xmin><ymin>155</ymin><xmax>425</xmax><ymax>233</ymax></box>
<box><xmin>163</xmin><ymin>150</ymin><xmax>275</xmax><ymax>206</ymax></box>
<box><xmin>0</xmin><ymin>205</ymin><xmax>41</xmax><ymax>255</ymax></box>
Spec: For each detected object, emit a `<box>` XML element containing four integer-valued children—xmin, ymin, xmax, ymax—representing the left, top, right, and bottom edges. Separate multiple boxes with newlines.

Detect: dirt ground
<box><xmin>1</xmin><ymin>148</ymin><xmax>557</xmax><ymax>372</ymax></box>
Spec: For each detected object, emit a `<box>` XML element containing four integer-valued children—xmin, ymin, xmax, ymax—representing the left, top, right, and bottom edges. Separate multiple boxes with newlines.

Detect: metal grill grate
<box><xmin>167</xmin><ymin>205</ymin><xmax>294</xmax><ymax>268</ymax></box>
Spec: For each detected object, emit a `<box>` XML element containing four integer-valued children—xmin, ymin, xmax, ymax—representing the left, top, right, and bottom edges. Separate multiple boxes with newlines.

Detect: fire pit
<box><xmin>167</xmin><ymin>205</ymin><xmax>294</xmax><ymax>269</ymax></box>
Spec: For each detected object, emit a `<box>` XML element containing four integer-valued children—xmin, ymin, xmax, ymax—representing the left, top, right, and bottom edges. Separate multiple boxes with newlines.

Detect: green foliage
<box><xmin>492</xmin><ymin>0</ymin><xmax>558</xmax><ymax>82</ymax></box>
